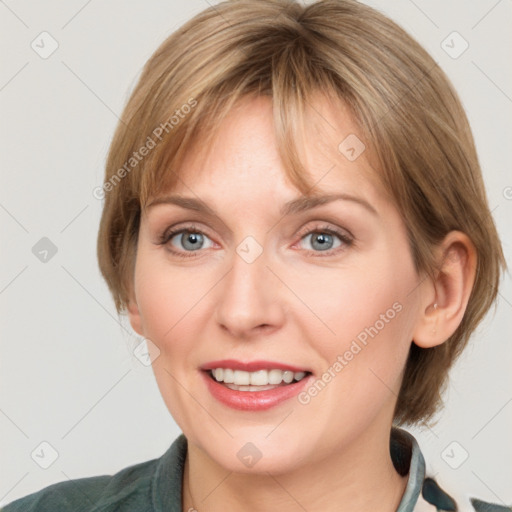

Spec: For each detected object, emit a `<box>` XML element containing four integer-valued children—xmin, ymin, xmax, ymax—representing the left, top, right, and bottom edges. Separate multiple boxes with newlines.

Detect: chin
<box><xmin>194</xmin><ymin>429</ymin><xmax>313</xmax><ymax>475</ymax></box>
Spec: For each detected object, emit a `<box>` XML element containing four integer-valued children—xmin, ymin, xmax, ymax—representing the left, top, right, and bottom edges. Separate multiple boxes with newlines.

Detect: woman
<box><xmin>2</xmin><ymin>0</ymin><xmax>507</xmax><ymax>511</ymax></box>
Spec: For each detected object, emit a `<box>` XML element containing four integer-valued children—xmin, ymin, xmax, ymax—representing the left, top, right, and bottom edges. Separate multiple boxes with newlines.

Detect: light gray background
<box><xmin>1</xmin><ymin>0</ymin><xmax>511</xmax><ymax>507</ymax></box>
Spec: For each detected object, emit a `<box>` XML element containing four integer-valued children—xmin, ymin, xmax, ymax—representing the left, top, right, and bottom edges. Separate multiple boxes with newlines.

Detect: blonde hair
<box><xmin>97</xmin><ymin>0</ymin><xmax>506</xmax><ymax>426</ymax></box>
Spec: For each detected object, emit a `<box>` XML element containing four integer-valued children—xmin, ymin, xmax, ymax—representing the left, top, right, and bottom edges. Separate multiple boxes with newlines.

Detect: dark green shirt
<box><xmin>2</xmin><ymin>428</ymin><xmax>509</xmax><ymax>511</ymax></box>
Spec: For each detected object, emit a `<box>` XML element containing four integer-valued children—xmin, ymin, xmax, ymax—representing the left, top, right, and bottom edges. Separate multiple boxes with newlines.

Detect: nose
<box><xmin>214</xmin><ymin>244</ymin><xmax>286</xmax><ymax>339</ymax></box>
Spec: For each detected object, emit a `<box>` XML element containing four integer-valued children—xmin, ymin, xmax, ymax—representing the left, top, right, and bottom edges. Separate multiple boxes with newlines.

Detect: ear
<box><xmin>127</xmin><ymin>289</ymin><xmax>144</xmax><ymax>337</ymax></box>
<box><xmin>412</xmin><ymin>231</ymin><xmax>477</xmax><ymax>349</ymax></box>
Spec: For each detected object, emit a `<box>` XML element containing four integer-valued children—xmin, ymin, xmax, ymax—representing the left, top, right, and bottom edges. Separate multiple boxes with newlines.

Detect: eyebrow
<box><xmin>146</xmin><ymin>193</ymin><xmax>378</xmax><ymax>217</ymax></box>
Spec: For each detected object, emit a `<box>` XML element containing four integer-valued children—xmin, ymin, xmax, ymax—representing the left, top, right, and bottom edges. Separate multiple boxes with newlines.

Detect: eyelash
<box><xmin>156</xmin><ymin>223</ymin><xmax>354</xmax><ymax>259</ymax></box>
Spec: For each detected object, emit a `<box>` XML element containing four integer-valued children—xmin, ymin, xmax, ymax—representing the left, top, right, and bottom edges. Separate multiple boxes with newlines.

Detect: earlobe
<box><xmin>412</xmin><ymin>231</ymin><xmax>477</xmax><ymax>349</ymax></box>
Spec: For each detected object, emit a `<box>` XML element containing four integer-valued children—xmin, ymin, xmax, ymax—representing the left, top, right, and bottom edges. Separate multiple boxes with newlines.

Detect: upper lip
<box><xmin>200</xmin><ymin>359</ymin><xmax>311</xmax><ymax>373</ymax></box>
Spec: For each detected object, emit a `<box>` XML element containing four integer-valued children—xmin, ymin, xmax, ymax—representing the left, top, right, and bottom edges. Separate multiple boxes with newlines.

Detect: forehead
<box><xmin>147</xmin><ymin>94</ymin><xmax>389</xmax><ymax>215</ymax></box>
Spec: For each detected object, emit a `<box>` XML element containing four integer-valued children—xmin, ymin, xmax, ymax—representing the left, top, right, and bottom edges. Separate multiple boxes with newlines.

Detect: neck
<box><xmin>181</xmin><ymin>423</ymin><xmax>408</xmax><ymax>512</ymax></box>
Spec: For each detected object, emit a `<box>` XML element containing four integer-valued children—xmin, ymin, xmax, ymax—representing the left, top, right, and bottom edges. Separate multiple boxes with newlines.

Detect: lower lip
<box><xmin>201</xmin><ymin>371</ymin><xmax>313</xmax><ymax>411</ymax></box>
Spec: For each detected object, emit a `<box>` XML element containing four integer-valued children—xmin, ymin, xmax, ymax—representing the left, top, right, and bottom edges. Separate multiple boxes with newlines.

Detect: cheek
<box><xmin>315</xmin><ymin>256</ymin><xmax>417</xmax><ymax>399</ymax></box>
<box><xmin>295</xmin><ymin>254</ymin><xmax>414</xmax><ymax>353</ymax></box>
<box><xmin>133</xmin><ymin>253</ymin><xmax>216</xmax><ymax>352</ymax></box>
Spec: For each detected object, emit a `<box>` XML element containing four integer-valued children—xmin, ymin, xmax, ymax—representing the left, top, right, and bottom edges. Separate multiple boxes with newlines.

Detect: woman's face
<box><xmin>129</xmin><ymin>95</ymin><xmax>425</xmax><ymax>473</ymax></box>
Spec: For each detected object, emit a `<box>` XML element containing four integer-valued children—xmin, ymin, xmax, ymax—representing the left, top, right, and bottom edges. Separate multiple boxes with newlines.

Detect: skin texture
<box><xmin>128</xmin><ymin>95</ymin><xmax>476</xmax><ymax>512</ymax></box>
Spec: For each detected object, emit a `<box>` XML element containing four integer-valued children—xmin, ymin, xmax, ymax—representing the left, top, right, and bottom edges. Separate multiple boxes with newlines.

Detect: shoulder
<box><xmin>391</xmin><ymin>428</ymin><xmax>512</xmax><ymax>512</ymax></box>
<box><xmin>1</xmin><ymin>434</ymin><xmax>188</xmax><ymax>512</ymax></box>
<box><xmin>1</xmin><ymin>454</ymin><xmax>160</xmax><ymax>512</ymax></box>
<box><xmin>416</xmin><ymin>478</ymin><xmax>512</xmax><ymax>512</ymax></box>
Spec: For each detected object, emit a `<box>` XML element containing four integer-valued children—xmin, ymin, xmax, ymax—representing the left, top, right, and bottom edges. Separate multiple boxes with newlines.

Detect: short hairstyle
<box><xmin>97</xmin><ymin>0</ymin><xmax>506</xmax><ymax>426</ymax></box>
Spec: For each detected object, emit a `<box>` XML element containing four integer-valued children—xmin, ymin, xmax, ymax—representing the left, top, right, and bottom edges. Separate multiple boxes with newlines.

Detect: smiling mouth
<box><xmin>205</xmin><ymin>368</ymin><xmax>312</xmax><ymax>392</ymax></box>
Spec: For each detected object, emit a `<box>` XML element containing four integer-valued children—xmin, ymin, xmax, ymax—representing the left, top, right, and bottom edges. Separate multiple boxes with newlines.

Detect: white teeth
<box><xmin>210</xmin><ymin>368</ymin><xmax>308</xmax><ymax>386</ymax></box>
<box><xmin>223</xmin><ymin>368</ymin><xmax>235</xmax><ymax>383</ymax></box>
<box><xmin>233</xmin><ymin>370</ymin><xmax>250</xmax><ymax>385</ymax></box>
<box><xmin>249</xmin><ymin>370</ymin><xmax>268</xmax><ymax>386</ymax></box>
<box><xmin>268</xmin><ymin>369</ymin><xmax>284</xmax><ymax>384</ymax></box>
<box><xmin>224</xmin><ymin>383</ymin><xmax>280</xmax><ymax>392</ymax></box>
<box><xmin>283</xmin><ymin>371</ymin><xmax>294</xmax><ymax>384</ymax></box>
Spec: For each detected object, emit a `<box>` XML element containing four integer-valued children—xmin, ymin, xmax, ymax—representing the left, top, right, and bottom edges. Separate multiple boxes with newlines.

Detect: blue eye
<box><xmin>157</xmin><ymin>222</ymin><xmax>353</xmax><ymax>259</ymax></box>
<box><xmin>159</xmin><ymin>225</ymin><xmax>214</xmax><ymax>258</ymax></box>
<box><xmin>301</xmin><ymin>232</ymin><xmax>340</xmax><ymax>251</ymax></box>
<box><xmin>295</xmin><ymin>225</ymin><xmax>353</xmax><ymax>256</ymax></box>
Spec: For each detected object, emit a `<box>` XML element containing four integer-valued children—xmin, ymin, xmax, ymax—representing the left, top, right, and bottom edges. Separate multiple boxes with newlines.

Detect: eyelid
<box><xmin>294</xmin><ymin>221</ymin><xmax>354</xmax><ymax>242</ymax></box>
<box><xmin>156</xmin><ymin>219</ymin><xmax>352</xmax><ymax>244</ymax></box>
<box><xmin>159</xmin><ymin>222</ymin><xmax>213</xmax><ymax>242</ymax></box>
<box><xmin>154</xmin><ymin>217</ymin><xmax>229</xmax><ymax>245</ymax></box>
